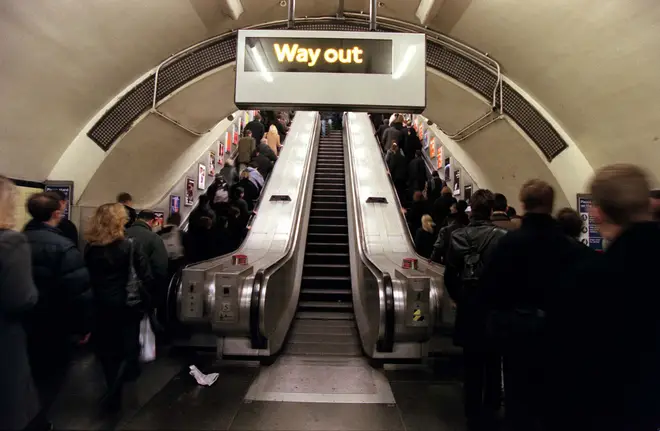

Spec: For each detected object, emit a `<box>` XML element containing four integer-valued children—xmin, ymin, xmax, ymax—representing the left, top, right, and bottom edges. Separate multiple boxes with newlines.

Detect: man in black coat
<box><xmin>551</xmin><ymin>164</ymin><xmax>660</xmax><ymax>431</ymax></box>
<box><xmin>407</xmin><ymin>150</ymin><xmax>428</xmax><ymax>195</ymax></box>
<box><xmin>244</xmin><ymin>113</ymin><xmax>265</xmax><ymax>143</ymax></box>
<box><xmin>117</xmin><ymin>192</ymin><xmax>137</xmax><ymax>228</ymax></box>
<box><xmin>479</xmin><ymin>180</ymin><xmax>587</xmax><ymax>431</ymax></box>
<box><xmin>385</xmin><ymin>143</ymin><xmax>408</xmax><ymax>204</ymax></box>
<box><xmin>22</xmin><ymin>192</ymin><xmax>91</xmax><ymax>427</ymax></box>
<box><xmin>49</xmin><ymin>190</ymin><xmax>79</xmax><ymax>247</ymax></box>
<box><xmin>444</xmin><ymin>189</ymin><xmax>507</xmax><ymax>430</ymax></box>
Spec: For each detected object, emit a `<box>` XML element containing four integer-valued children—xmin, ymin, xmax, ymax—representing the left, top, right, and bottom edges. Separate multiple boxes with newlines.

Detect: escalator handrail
<box><xmin>249</xmin><ymin>113</ymin><xmax>321</xmax><ymax>348</ymax></box>
<box><xmin>371</xmin><ymin>119</ymin><xmax>444</xmax><ymax>270</ymax></box>
<box><xmin>344</xmin><ymin>113</ymin><xmax>396</xmax><ymax>352</ymax></box>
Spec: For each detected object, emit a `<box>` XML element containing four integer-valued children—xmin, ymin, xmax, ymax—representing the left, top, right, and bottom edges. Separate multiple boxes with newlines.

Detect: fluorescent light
<box><xmin>393</xmin><ymin>45</ymin><xmax>417</xmax><ymax>80</ymax></box>
<box><xmin>225</xmin><ymin>0</ymin><xmax>244</xmax><ymax>20</ymax></box>
<box><xmin>250</xmin><ymin>46</ymin><xmax>273</xmax><ymax>83</ymax></box>
<box><xmin>415</xmin><ymin>0</ymin><xmax>434</xmax><ymax>24</ymax></box>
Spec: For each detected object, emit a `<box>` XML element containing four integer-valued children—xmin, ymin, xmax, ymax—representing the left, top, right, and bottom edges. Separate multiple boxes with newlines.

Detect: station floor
<box><xmin>48</xmin><ymin>345</ymin><xmax>467</xmax><ymax>431</ymax></box>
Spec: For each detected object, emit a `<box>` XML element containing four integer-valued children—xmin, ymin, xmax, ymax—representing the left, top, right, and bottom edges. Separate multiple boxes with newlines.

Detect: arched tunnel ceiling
<box><xmin>1</xmin><ymin>0</ymin><xmax>659</xmax><ymax>196</ymax></box>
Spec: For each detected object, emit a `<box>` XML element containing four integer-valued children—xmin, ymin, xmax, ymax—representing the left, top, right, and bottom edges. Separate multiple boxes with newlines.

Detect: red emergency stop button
<box><xmin>232</xmin><ymin>254</ymin><xmax>248</xmax><ymax>265</ymax></box>
<box><xmin>402</xmin><ymin>257</ymin><xmax>418</xmax><ymax>270</ymax></box>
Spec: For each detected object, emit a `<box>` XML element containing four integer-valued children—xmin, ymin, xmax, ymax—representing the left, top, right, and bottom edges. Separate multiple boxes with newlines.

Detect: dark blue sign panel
<box><xmin>44</xmin><ymin>181</ymin><xmax>74</xmax><ymax>221</ymax></box>
<box><xmin>577</xmin><ymin>194</ymin><xmax>604</xmax><ymax>252</ymax></box>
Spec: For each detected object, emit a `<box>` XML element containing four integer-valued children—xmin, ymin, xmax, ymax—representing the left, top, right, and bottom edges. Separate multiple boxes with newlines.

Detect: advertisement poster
<box><xmin>453</xmin><ymin>168</ymin><xmax>461</xmax><ymax>196</ymax></box>
<box><xmin>153</xmin><ymin>211</ymin><xmax>164</xmax><ymax>232</ymax></box>
<box><xmin>232</xmin><ymin>125</ymin><xmax>239</xmax><ymax>147</ymax></box>
<box><xmin>169</xmin><ymin>195</ymin><xmax>181</xmax><ymax>215</ymax></box>
<box><xmin>185</xmin><ymin>178</ymin><xmax>195</xmax><ymax>206</ymax></box>
<box><xmin>464</xmin><ymin>184</ymin><xmax>473</xmax><ymax>204</ymax></box>
<box><xmin>218</xmin><ymin>137</ymin><xmax>225</xmax><ymax>156</ymax></box>
<box><xmin>198</xmin><ymin>164</ymin><xmax>206</xmax><ymax>190</ymax></box>
<box><xmin>225</xmin><ymin>132</ymin><xmax>231</xmax><ymax>153</ymax></box>
<box><xmin>417</xmin><ymin>122</ymin><xmax>424</xmax><ymax>141</ymax></box>
<box><xmin>208</xmin><ymin>151</ymin><xmax>216</xmax><ymax>177</ymax></box>
<box><xmin>429</xmin><ymin>137</ymin><xmax>436</xmax><ymax>158</ymax></box>
<box><xmin>444</xmin><ymin>157</ymin><xmax>451</xmax><ymax>183</ymax></box>
<box><xmin>44</xmin><ymin>181</ymin><xmax>73</xmax><ymax>220</ymax></box>
<box><xmin>577</xmin><ymin>194</ymin><xmax>604</xmax><ymax>252</ymax></box>
<box><xmin>437</xmin><ymin>152</ymin><xmax>442</xmax><ymax>169</ymax></box>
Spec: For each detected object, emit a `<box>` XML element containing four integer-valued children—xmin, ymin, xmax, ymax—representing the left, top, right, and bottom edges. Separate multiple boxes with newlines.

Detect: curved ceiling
<box><xmin>1</xmin><ymin>0</ymin><xmax>658</xmax><ymax>206</ymax></box>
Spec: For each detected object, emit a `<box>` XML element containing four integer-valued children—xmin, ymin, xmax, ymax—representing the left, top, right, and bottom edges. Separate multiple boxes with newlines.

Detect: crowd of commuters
<box><xmin>376</xmin><ymin>114</ymin><xmax>659</xmax><ymax>431</ymax></box>
<box><xmin>0</xmin><ymin>111</ymin><xmax>290</xmax><ymax>430</ymax></box>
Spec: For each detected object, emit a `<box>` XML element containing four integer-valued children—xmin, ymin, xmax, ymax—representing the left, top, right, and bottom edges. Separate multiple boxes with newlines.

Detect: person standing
<box><xmin>84</xmin><ymin>203</ymin><xmax>153</xmax><ymax>410</ymax></box>
<box><xmin>444</xmin><ymin>189</ymin><xmax>507</xmax><ymax>431</ymax></box>
<box><xmin>117</xmin><ymin>192</ymin><xmax>137</xmax><ymax>228</ymax></box>
<box><xmin>22</xmin><ymin>192</ymin><xmax>91</xmax><ymax>429</ymax></box>
<box><xmin>50</xmin><ymin>190</ymin><xmax>79</xmax><ymax>247</ymax></box>
<box><xmin>0</xmin><ymin>176</ymin><xmax>40</xmax><ymax>431</ymax></box>
<box><xmin>237</xmin><ymin>130</ymin><xmax>256</xmax><ymax>172</ymax></box>
<box><xmin>244</xmin><ymin>113</ymin><xmax>265</xmax><ymax>143</ymax></box>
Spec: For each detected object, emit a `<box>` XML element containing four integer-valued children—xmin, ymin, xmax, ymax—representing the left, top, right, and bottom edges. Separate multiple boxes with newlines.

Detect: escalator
<box><xmin>284</xmin><ymin>129</ymin><xmax>361</xmax><ymax>357</ymax></box>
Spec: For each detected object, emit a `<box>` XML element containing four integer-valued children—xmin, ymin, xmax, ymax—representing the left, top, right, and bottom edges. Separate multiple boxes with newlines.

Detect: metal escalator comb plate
<box><xmin>269</xmin><ymin>195</ymin><xmax>292</xmax><ymax>202</ymax></box>
<box><xmin>366</xmin><ymin>197</ymin><xmax>388</xmax><ymax>204</ymax></box>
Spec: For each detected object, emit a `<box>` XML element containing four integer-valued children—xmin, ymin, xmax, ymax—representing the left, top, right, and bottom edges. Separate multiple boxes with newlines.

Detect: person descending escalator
<box><xmin>414</xmin><ymin>214</ymin><xmax>436</xmax><ymax>259</ymax></box>
<box><xmin>382</xmin><ymin>114</ymin><xmax>405</xmax><ymax>152</ymax></box>
<box><xmin>406</xmin><ymin>191</ymin><xmax>430</xmax><ymax>235</ymax></box>
<box><xmin>490</xmin><ymin>193</ymin><xmax>517</xmax><ymax>231</ymax></box>
<box><xmin>261</xmin><ymin>126</ymin><xmax>279</xmax><ymax>162</ymax></box>
<box><xmin>250</xmin><ymin>150</ymin><xmax>273</xmax><ymax>181</ymax></box>
<box><xmin>426</xmin><ymin>171</ymin><xmax>444</xmax><ymax>205</ymax></box>
<box><xmin>386</xmin><ymin>143</ymin><xmax>408</xmax><ymax>205</ymax></box>
<box><xmin>218</xmin><ymin>158</ymin><xmax>239</xmax><ymax>189</ymax></box>
<box><xmin>245</xmin><ymin>164</ymin><xmax>265</xmax><ymax>191</ymax></box>
<box><xmin>443</xmin><ymin>189</ymin><xmax>507</xmax><ymax>431</ymax></box>
<box><xmin>432</xmin><ymin>186</ymin><xmax>457</xmax><ymax>227</ymax></box>
<box><xmin>157</xmin><ymin>213</ymin><xmax>186</xmax><ymax>280</ymax></box>
<box><xmin>237</xmin><ymin>130</ymin><xmax>257</xmax><ymax>172</ymax></box>
<box><xmin>244</xmin><ymin>113</ymin><xmax>265</xmax><ymax>144</ymax></box>
<box><xmin>237</xmin><ymin>170</ymin><xmax>260</xmax><ymax>212</ymax></box>
<box><xmin>430</xmin><ymin>200</ymin><xmax>469</xmax><ymax>264</ymax></box>
<box><xmin>50</xmin><ymin>190</ymin><xmax>79</xmax><ymax>247</ymax></box>
<box><xmin>375</xmin><ymin>118</ymin><xmax>390</xmax><ymax>146</ymax></box>
<box><xmin>404</xmin><ymin>126</ymin><xmax>423</xmax><ymax>166</ymax></box>
<box><xmin>408</xmin><ymin>150</ymin><xmax>428</xmax><ymax>197</ymax></box>
<box><xmin>186</xmin><ymin>195</ymin><xmax>219</xmax><ymax>263</ymax></box>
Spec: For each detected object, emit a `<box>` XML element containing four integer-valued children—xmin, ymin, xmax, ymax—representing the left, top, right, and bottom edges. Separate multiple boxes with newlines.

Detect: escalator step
<box><xmin>301</xmin><ymin>288</ymin><xmax>351</xmax><ymax>295</ymax></box>
<box><xmin>295</xmin><ymin>311</ymin><xmax>353</xmax><ymax>320</ymax></box>
<box><xmin>301</xmin><ymin>275</ymin><xmax>351</xmax><ymax>281</ymax></box>
<box><xmin>299</xmin><ymin>301</ymin><xmax>353</xmax><ymax>309</ymax></box>
<box><xmin>304</xmin><ymin>252</ymin><xmax>349</xmax><ymax>265</ymax></box>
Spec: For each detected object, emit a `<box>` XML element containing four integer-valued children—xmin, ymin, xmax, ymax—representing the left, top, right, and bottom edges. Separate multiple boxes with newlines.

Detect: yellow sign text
<box><xmin>273</xmin><ymin>43</ymin><xmax>364</xmax><ymax>67</ymax></box>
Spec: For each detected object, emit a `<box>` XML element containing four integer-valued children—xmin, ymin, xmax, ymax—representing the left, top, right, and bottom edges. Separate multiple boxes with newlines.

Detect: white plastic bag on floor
<box><xmin>139</xmin><ymin>315</ymin><xmax>156</xmax><ymax>363</ymax></box>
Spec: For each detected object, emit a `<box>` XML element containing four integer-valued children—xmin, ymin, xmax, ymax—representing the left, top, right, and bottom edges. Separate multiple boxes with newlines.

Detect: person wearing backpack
<box><xmin>157</xmin><ymin>213</ymin><xmax>186</xmax><ymax>281</ymax></box>
<box><xmin>444</xmin><ymin>189</ymin><xmax>507</xmax><ymax>431</ymax></box>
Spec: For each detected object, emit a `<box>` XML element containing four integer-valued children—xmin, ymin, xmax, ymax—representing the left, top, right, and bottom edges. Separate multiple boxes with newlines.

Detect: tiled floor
<box><xmin>49</xmin><ymin>349</ymin><xmax>468</xmax><ymax>431</ymax></box>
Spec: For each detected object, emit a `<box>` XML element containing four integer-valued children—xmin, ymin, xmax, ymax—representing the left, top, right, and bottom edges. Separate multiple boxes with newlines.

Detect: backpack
<box><xmin>461</xmin><ymin>226</ymin><xmax>502</xmax><ymax>288</ymax></box>
<box><xmin>160</xmin><ymin>227</ymin><xmax>184</xmax><ymax>260</ymax></box>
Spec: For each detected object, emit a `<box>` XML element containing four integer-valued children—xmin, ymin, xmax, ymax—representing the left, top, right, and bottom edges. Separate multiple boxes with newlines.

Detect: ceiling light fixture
<box><xmin>225</xmin><ymin>0</ymin><xmax>244</xmax><ymax>20</ymax></box>
<box><xmin>250</xmin><ymin>46</ymin><xmax>273</xmax><ymax>83</ymax></box>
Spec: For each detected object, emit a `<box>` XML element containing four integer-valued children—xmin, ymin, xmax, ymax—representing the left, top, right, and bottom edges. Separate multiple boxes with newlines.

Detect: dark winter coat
<box><xmin>408</xmin><ymin>157</ymin><xmax>428</xmax><ymax>192</ymax></box>
<box><xmin>386</xmin><ymin>149</ymin><xmax>408</xmax><ymax>183</ymax></box>
<box><xmin>22</xmin><ymin>220</ymin><xmax>91</xmax><ymax>377</ymax></box>
<box><xmin>0</xmin><ymin>230</ymin><xmax>40</xmax><ymax>431</ymax></box>
<box><xmin>381</xmin><ymin>122</ymin><xmax>405</xmax><ymax>151</ymax></box>
<box><xmin>238</xmin><ymin>178</ymin><xmax>260</xmax><ymax>211</ymax></box>
<box><xmin>444</xmin><ymin>219</ymin><xmax>507</xmax><ymax>347</ymax></box>
<box><xmin>244</xmin><ymin>119</ymin><xmax>265</xmax><ymax>143</ymax></box>
<box><xmin>414</xmin><ymin>228</ymin><xmax>436</xmax><ymax>259</ymax></box>
<box><xmin>251</xmin><ymin>153</ymin><xmax>273</xmax><ymax>179</ymax></box>
<box><xmin>257</xmin><ymin>142</ymin><xmax>277</xmax><ymax>162</ymax></box>
<box><xmin>58</xmin><ymin>218</ymin><xmax>79</xmax><ymax>248</ymax></box>
<box><xmin>126</xmin><ymin>221</ymin><xmax>168</xmax><ymax>294</ymax></box>
<box><xmin>430</xmin><ymin>214</ymin><xmax>469</xmax><ymax>264</ymax></box>
<box><xmin>219</xmin><ymin>164</ymin><xmax>239</xmax><ymax>188</ymax></box>
<box><xmin>490</xmin><ymin>212</ymin><xmax>517</xmax><ymax>231</ymax></box>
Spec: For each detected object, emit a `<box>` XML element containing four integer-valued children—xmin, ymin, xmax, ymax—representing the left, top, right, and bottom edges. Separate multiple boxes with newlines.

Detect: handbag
<box><xmin>125</xmin><ymin>238</ymin><xmax>144</xmax><ymax>309</ymax></box>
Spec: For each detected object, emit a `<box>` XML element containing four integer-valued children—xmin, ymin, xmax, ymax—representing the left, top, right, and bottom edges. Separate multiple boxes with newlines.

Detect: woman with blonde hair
<box><xmin>266</xmin><ymin>124</ymin><xmax>281</xmax><ymax>155</ymax></box>
<box><xmin>84</xmin><ymin>203</ymin><xmax>153</xmax><ymax>411</ymax></box>
<box><xmin>414</xmin><ymin>214</ymin><xmax>436</xmax><ymax>258</ymax></box>
<box><xmin>0</xmin><ymin>176</ymin><xmax>40</xmax><ymax>430</ymax></box>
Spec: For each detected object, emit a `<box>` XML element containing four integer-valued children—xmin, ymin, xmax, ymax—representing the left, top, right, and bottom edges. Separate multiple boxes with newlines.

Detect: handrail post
<box><xmin>369</xmin><ymin>0</ymin><xmax>378</xmax><ymax>31</ymax></box>
<box><xmin>287</xmin><ymin>0</ymin><xmax>296</xmax><ymax>29</ymax></box>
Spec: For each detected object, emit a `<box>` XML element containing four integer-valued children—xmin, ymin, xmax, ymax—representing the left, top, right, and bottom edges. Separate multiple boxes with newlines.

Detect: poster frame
<box><xmin>169</xmin><ymin>195</ymin><xmax>181</xmax><ymax>216</ymax></box>
<box><xmin>197</xmin><ymin>163</ymin><xmax>207</xmax><ymax>190</ymax></box>
<box><xmin>184</xmin><ymin>178</ymin><xmax>195</xmax><ymax>206</ymax></box>
<box><xmin>576</xmin><ymin>193</ymin><xmax>605</xmax><ymax>252</ymax></box>
<box><xmin>44</xmin><ymin>180</ymin><xmax>74</xmax><ymax>220</ymax></box>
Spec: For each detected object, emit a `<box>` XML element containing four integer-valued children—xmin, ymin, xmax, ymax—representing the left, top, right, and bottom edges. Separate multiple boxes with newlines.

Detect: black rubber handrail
<box><xmin>376</xmin><ymin>272</ymin><xmax>395</xmax><ymax>352</ymax></box>
<box><xmin>249</xmin><ymin>269</ymin><xmax>267</xmax><ymax>349</ymax></box>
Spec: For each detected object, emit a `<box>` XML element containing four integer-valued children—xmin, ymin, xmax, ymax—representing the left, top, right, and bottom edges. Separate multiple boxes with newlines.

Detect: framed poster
<box><xmin>464</xmin><ymin>184</ymin><xmax>473</xmax><ymax>204</ymax></box>
<box><xmin>218</xmin><ymin>137</ymin><xmax>225</xmax><ymax>156</ymax></box>
<box><xmin>44</xmin><ymin>180</ymin><xmax>74</xmax><ymax>220</ymax></box>
<box><xmin>208</xmin><ymin>151</ymin><xmax>216</xmax><ymax>177</ymax></box>
<box><xmin>169</xmin><ymin>195</ymin><xmax>181</xmax><ymax>215</ymax></box>
<box><xmin>429</xmin><ymin>137</ymin><xmax>436</xmax><ymax>158</ymax></box>
<box><xmin>453</xmin><ymin>168</ymin><xmax>461</xmax><ymax>196</ymax></box>
<box><xmin>232</xmin><ymin>124</ymin><xmax>239</xmax><ymax>147</ymax></box>
<box><xmin>437</xmin><ymin>152</ymin><xmax>442</xmax><ymax>169</ymax></box>
<box><xmin>417</xmin><ymin>123</ymin><xmax>424</xmax><ymax>141</ymax></box>
<box><xmin>198</xmin><ymin>164</ymin><xmax>206</xmax><ymax>190</ymax></box>
<box><xmin>225</xmin><ymin>131</ymin><xmax>231</xmax><ymax>153</ymax></box>
<box><xmin>185</xmin><ymin>178</ymin><xmax>195</xmax><ymax>206</ymax></box>
<box><xmin>153</xmin><ymin>211</ymin><xmax>164</xmax><ymax>232</ymax></box>
<box><xmin>577</xmin><ymin>194</ymin><xmax>605</xmax><ymax>252</ymax></box>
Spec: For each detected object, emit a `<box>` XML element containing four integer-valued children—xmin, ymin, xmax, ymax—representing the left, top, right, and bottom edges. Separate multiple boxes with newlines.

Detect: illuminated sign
<box><xmin>244</xmin><ymin>37</ymin><xmax>392</xmax><ymax>74</ymax></box>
